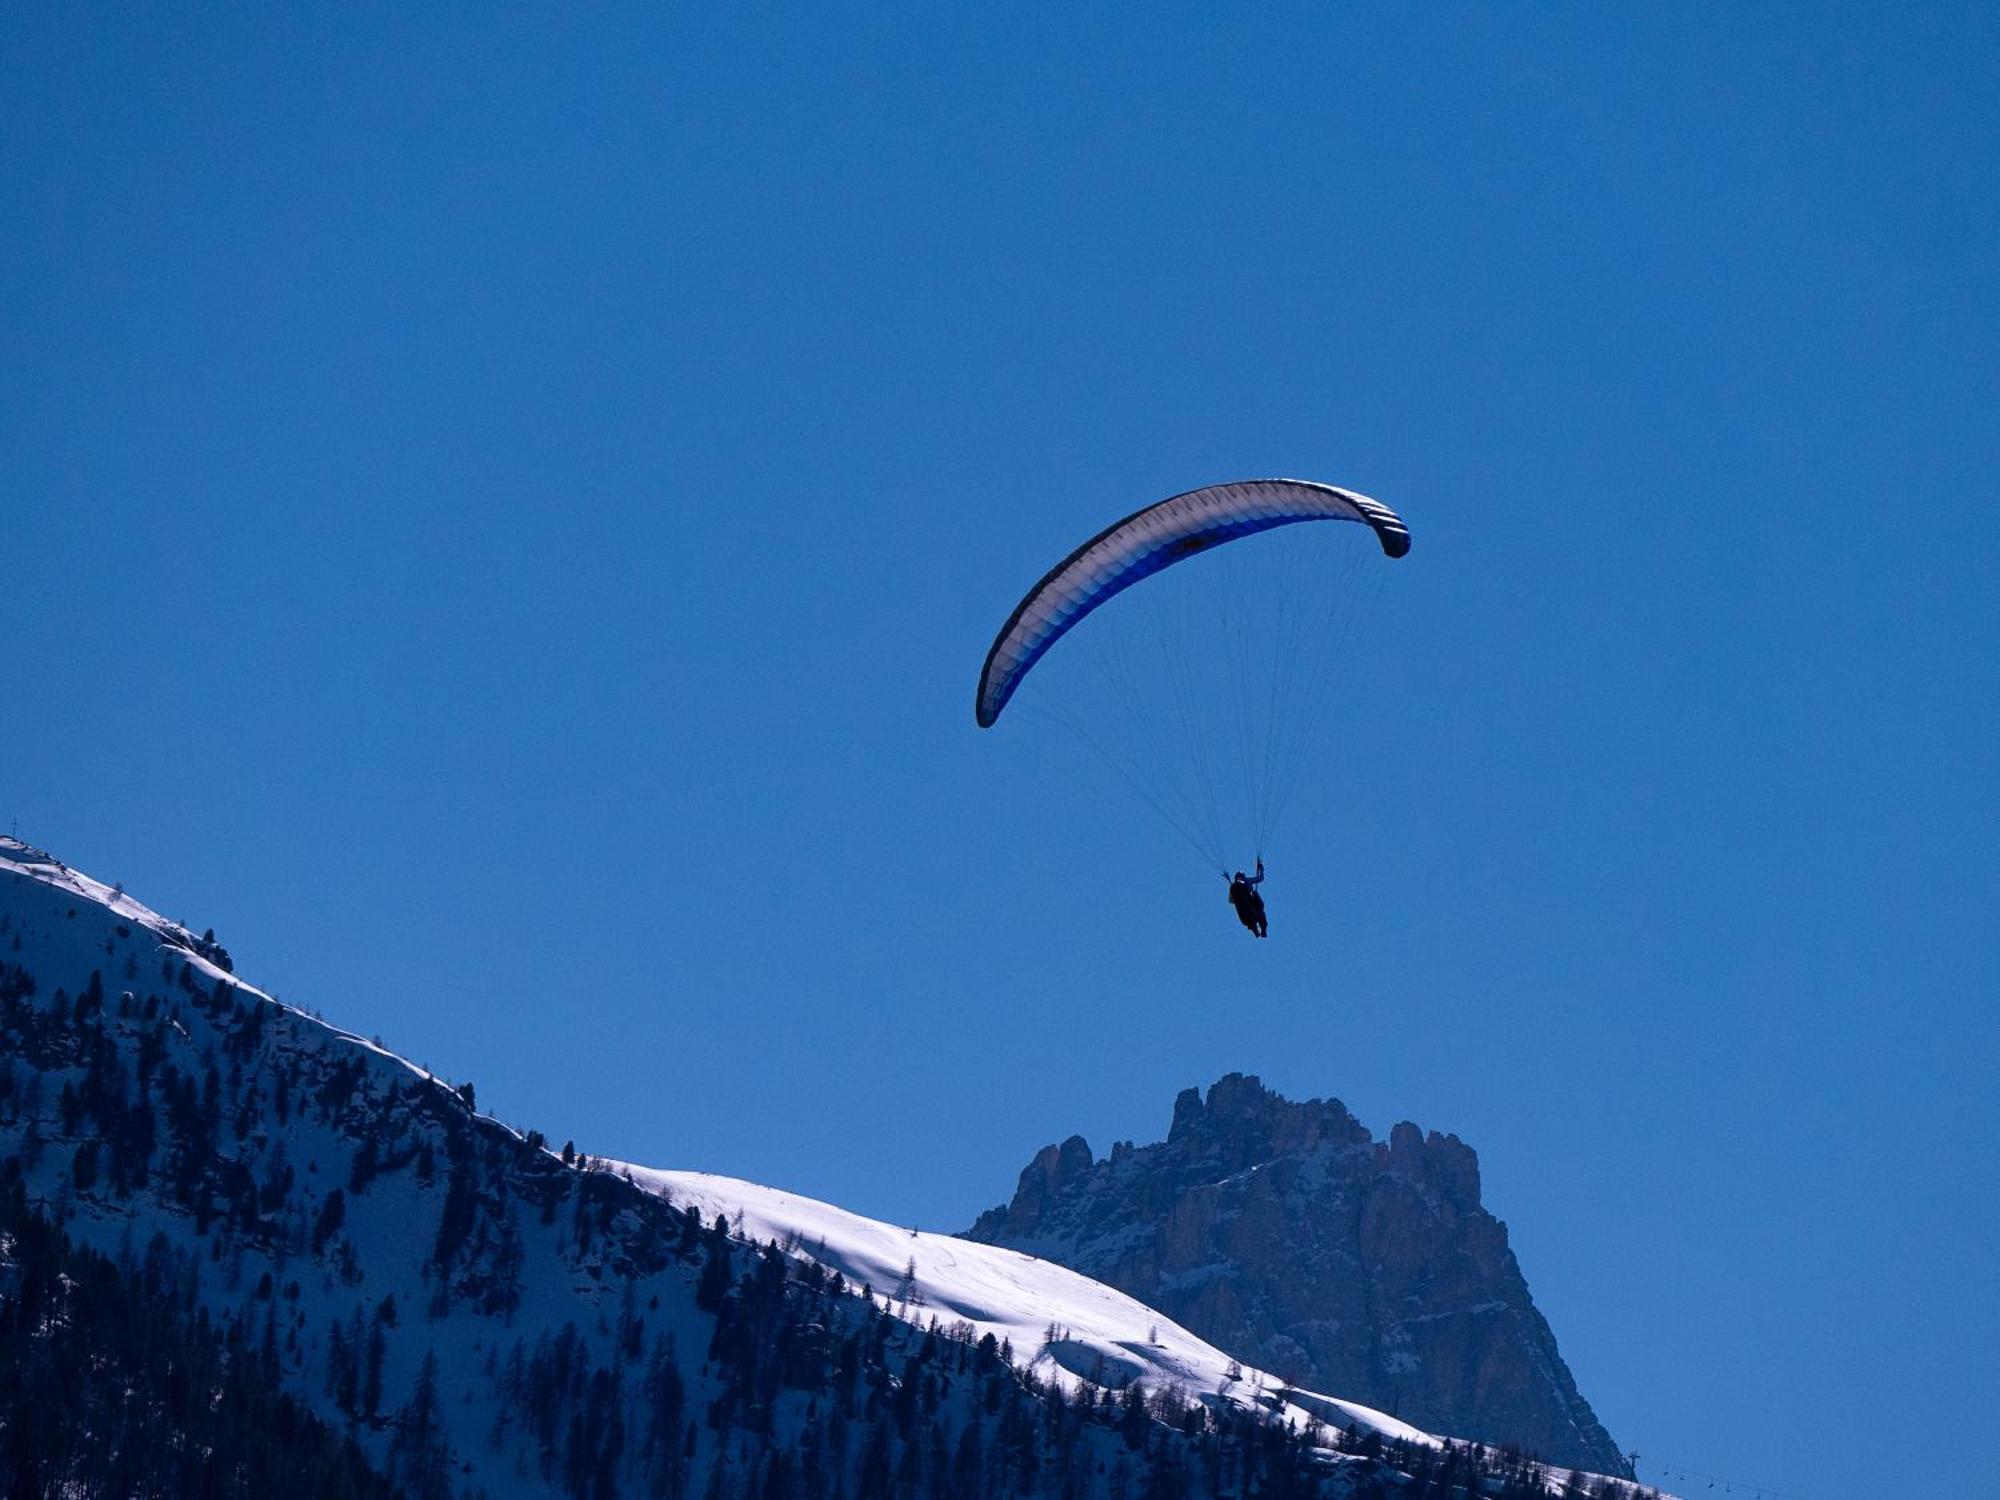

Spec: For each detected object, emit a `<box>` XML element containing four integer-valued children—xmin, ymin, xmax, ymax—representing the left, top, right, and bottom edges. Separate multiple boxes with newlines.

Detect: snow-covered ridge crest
<box><xmin>619</xmin><ymin>1166</ymin><xmax>1436</xmax><ymax>1448</ymax></box>
<box><xmin>1</xmin><ymin>836</ymin><xmax>230</xmax><ymax>968</ymax></box>
<box><xmin>0</xmin><ymin>835</ymin><xmax>442</xmax><ymax>1086</ymax></box>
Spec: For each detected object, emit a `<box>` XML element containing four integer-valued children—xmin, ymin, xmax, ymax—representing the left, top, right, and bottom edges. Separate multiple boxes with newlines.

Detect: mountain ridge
<box><xmin>0</xmin><ymin>836</ymin><xmax>1657</xmax><ymax>1499</ymax></box>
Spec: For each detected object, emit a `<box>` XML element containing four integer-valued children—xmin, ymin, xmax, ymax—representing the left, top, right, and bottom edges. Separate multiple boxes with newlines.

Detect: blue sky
<box><xmin>5</xmin><ymin>6</ymin><xmax>1996</xmax><ymax>1496</ymax></box>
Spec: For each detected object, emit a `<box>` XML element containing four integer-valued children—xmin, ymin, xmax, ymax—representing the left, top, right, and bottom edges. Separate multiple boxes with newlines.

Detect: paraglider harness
<box><xmin>1227</xmin><ymin>861</ymin><xmax>1267</xmax><ymax>938</ymax></box>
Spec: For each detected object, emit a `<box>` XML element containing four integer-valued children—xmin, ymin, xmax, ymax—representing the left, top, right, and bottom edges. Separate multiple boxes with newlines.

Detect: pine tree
<box><xmin>363</xmin><ymin>1316</ymin><xmax>387</xmax><ymax>1417</ymax></box>
<box><xmin>390</xmin><ymin>1350</ymin><xmax>451</xmax><ymax>1500</ymax></box>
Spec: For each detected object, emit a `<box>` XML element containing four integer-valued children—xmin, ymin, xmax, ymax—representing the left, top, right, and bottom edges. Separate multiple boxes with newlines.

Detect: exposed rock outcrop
<box><xmin>968</xmin><ymin>1073</ymin><xmax>1630</xmax><ymax>1478</ymax></box>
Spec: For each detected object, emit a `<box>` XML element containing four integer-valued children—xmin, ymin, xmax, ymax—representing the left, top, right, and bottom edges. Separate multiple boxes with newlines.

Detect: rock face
<box><xmin>967</xmin><ymin>1074</ymin><xmax>1630</xmax><ymax>1478</ymax></box>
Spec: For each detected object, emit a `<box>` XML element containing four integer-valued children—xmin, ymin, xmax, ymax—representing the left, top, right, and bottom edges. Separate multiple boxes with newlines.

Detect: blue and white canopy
<box><xmin>976</xmin><ymin>479</ymin><xmax>1409</xmax><ymax>728</ymax></box>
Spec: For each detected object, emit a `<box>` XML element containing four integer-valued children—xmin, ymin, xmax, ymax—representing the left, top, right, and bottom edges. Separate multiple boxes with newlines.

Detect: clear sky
<box><xmin>5</xmin><ymin>7</ymin><xmax>1996</xmax><ymax>1497</ymax></box>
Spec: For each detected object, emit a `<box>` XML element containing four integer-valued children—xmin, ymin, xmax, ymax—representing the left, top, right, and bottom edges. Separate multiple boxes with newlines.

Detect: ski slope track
<box><xmin>0</xmin><ymin>837</ymin><xmax>1666</xmax><ymax>1499</ymax></box>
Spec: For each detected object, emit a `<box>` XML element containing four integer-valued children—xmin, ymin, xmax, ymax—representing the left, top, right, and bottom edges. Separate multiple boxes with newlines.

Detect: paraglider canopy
<box><xmin>976</xmin><ymin>479</ymin><xmax>1408</xmax><ymax>729</ymax></box>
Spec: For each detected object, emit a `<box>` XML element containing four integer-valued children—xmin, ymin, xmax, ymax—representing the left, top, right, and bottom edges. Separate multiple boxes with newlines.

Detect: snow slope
<box><xmin>625</xmin><ymin>1167</ymin><xmax>1438</xmax><ymax>1449</ymax></box>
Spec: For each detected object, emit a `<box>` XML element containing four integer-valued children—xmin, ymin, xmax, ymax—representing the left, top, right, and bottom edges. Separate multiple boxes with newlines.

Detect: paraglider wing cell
<box><xmin>975</xmin><ymin>479</ymin><xmax>1408</xmax><ymax>727</ymax></box>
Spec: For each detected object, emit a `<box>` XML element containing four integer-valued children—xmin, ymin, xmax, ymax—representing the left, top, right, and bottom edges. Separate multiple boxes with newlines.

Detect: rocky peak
<box><xmin>967</xmin><ymin>1074</ymin><xmax>1630</xmax><ymax>1479</ymax></box>
<box><xmin>1164</xmin><ymin>1071</ymin><xmax>1374</xmax><ymax>1164</ymax></box>
<box><xmin>1383</xmin><ymin>1119</ymin><xmax>1483</xmax><ymax>1209</ymax></box>
<box><xmin>1001</xmin><ymin>1133</ymin><xmax>1096</xmax><ymax>1233</ymax></box>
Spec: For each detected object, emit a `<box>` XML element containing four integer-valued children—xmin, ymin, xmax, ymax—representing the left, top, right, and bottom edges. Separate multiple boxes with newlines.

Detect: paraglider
<box><xmin>1227</xmin><ymin>860</ymin><xmax>1268</xmax><ymax>938</ymax></box>
<box><xmin>974</xmin><ymin>478</ymin><xmax>1410</xmax><ymax>931</ymax></box>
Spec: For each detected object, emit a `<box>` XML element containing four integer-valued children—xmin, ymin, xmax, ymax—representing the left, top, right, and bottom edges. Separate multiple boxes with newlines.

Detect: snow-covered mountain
<box><xmin>0</xmin><ymin>837</ymin><xmax>1665</xmax><ymax>1500</ymax></box>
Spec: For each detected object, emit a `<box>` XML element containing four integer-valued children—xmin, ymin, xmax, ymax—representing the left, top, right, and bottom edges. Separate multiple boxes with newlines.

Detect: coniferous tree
<box><xmin>390</xmin><ymin>1349</ymin><xmax>452</xmax><ymax>1500</ymax></box>
<box><xmin>312</xmin><ymin>1187</ymin><xmax>347</xmax><ymax>1253</ymax></box>
<box><xmin>363</xmin><ymin>1313</ymin><xmax>387</xmax><ymax>1417</ymax></box>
